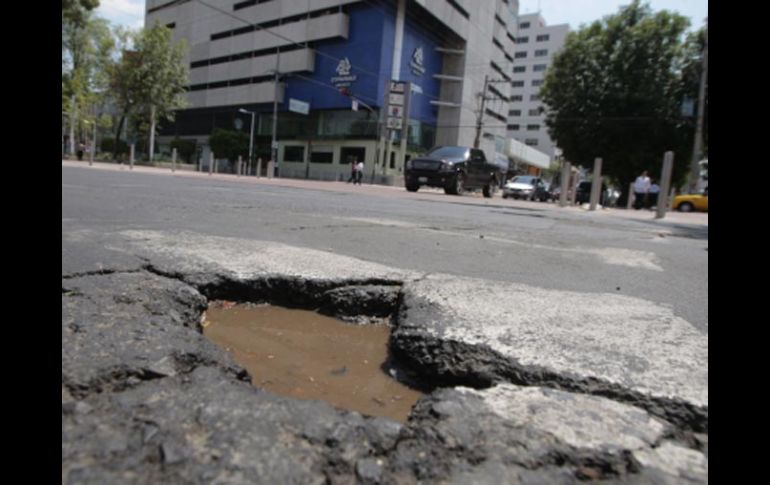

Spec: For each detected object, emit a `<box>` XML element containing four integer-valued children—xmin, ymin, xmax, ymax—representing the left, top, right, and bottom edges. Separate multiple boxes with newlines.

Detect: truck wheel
<box><xmin>406</xmin><ymin>184</ymin><xmax>419</xmax><ymax>192</ymax></box>
<box><xmin>483</xmin><ymin>182</ymin><xmax>495</xmax><ymax>198</ymax></box>
<box><xmin>445</xmin><ymin>174</ymin><xmax>465</xmax><ymax>195</ymax></box>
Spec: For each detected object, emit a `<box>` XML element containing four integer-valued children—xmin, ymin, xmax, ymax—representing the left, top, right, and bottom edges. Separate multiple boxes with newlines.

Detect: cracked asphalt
<box><xmin>62</xmin><ymin>163</ymin><xmax>707</xmax><ymax>483</ymax></box>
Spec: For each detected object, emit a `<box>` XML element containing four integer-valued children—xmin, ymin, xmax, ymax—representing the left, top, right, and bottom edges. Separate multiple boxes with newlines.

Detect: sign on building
<box><xmin>289</xmin><ymin>98</ymin><xmax>310</xmax><ymax>115</ymax></box>
<box><xmin>386</xmin><ymin>80</ymin><xmax>410</xmax><ymax>136</ymax></box>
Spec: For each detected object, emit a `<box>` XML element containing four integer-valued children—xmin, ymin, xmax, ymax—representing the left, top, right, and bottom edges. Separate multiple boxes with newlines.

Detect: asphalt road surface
<box><xmin>62</xmin><ymin>162</ymin><xmax>708</xmax><ymax>483</ymax></box>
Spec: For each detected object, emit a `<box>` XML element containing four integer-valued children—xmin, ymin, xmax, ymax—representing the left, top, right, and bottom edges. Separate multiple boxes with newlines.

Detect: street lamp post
<box><xmin>62</xmin><ymin>111</ymin><xmax>67</xmax><ymax>159</ymax></box>
<box><xmin>239</xmin><ymin>108</ymin><xmax>256</xmax><ymax>175</ymax></box>
<box><xmin>271</xmin><ymin>70</ymin><xmax>279</xmax><ymax>178</ymax></box>
<box><xmin>348</xmin><ymin>95</ymin><xmax>378</xmax><ymax>183</ymax></box>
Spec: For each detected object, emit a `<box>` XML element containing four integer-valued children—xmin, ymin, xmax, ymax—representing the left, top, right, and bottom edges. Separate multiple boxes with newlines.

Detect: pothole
<box><xmin>202</xmin><ymin>301</ymin><xmax>425</xmax><ymax>423</ymax></box>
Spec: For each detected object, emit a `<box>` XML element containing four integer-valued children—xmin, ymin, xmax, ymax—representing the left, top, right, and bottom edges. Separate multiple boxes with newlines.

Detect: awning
<box><xmin>506</xmin><ymin>138</ymin><xmax>550</xmax><ymax>170</ymax></box>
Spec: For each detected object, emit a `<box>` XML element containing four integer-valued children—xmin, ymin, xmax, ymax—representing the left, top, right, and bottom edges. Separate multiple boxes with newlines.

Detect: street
<box><xmin>62</xmin><ymin>162</ymin><xmax>708</xmax><ymax>483</ymax></box>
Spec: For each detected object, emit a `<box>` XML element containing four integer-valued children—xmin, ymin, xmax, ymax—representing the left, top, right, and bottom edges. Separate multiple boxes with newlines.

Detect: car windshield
<box><xmin>426</xmin><ymin>146</ymin><xmax>469</xmax><ymax>160</ymax></box>
<box><xmin>510</xmin><ymin>176</ymin><xmax>537</xmax><ymax>185</ymax></box>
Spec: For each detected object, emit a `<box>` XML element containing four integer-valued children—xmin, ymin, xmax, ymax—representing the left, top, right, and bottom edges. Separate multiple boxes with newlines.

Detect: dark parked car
<box><xmin>404</xmin><ymin>146</ymin><xmax>505</xmax><ymax>197</ymax></box>
<box><xmin>575</xmin><ymin>181</ymin><xmax>609</xmax><ymax>205</ymax></box>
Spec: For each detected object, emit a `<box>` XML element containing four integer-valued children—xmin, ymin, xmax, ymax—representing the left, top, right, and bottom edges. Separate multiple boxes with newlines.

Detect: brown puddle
<box><xmin>202</xmin><ymin>302</ymin><xmax>424</xmax><ymax>423</ymax></box>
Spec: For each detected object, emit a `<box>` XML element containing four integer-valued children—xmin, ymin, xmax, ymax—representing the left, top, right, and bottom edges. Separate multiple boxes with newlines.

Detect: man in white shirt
<box><xmin>633</xmin><ymin>171</ymin><xmax>651</xmax><ymax>210</ymax></box>
<box><xmin>355</xmin><ymin>160</ymin><xmax>364</xmax><ymax>185</ymax></box>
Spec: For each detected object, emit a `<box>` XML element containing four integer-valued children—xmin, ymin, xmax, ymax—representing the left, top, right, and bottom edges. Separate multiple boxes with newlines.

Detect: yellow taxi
<box><xmin>672</xmin><ymin>188</ymin><xmax>708</xmax><ymax>212</ymax></box>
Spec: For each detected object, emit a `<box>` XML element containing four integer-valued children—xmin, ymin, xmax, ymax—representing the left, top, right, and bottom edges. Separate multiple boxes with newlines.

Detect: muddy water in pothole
<box><xmin>203</xmin><ymin>303</ymin><xmax>424</xmax><ymax>423</ymax></box>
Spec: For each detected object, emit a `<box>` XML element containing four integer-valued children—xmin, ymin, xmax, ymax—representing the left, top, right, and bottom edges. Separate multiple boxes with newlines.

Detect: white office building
<box><xmin>507</xmin><ymin>13</ymin><xmax>568</xmax><ymax>165</ymax></box>
<box><xmin>145</xmin><ymin>0</ymin><xmax>542</xmax><ymax>182</ymax></box>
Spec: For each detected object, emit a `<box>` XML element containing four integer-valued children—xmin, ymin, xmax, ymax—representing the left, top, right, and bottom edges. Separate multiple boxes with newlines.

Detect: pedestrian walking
<box><xmin>347</xmin><ymin>157</ymin><xmax>357</xmax><ymax>183</ymax></box>
<box><xmin>355</xmin><ymin>160</ymin><xmax>364</xmax><ymax>185</ymax></box>
<box><xmin>647</xmin><ymin>180</ymin><xmax>660</xmax><ymax>209</ymax></box>
<box><xmin>633</xmin><ymin>170</ymin><xmax>651</xmax><ymax>210</ymax></box>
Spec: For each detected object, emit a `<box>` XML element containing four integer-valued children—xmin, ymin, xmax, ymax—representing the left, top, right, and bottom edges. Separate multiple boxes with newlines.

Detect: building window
<box><xmin>530</xmin><ymin>94</ymin><xmax>540</xmax><ymax>101</ymax></box>
<box><xmin>525</xmin><ymin>139</ymin><xmax>539</xmax><ymax>146</ymax></box>
<box><xmin>513</xmin><ymin>66</ymin><xmax>526</xmax><ymax>73</ymax></box>
<box><xmin>310</xmin><ymin>149</ymin><xmax>334</xmax><ymax>164</ymax></box>
<box><xmin>340</xmin><ymin>147</ymin><xmax>366</xmax><ymax>165</ymax></box>
<box><xmin>510</xmin><ymin>95</ymin><xmax>523</xmax><ymax>102</ymax></box>
<box><xmin>529</xmin><ymin>108</ymin><xmax>541</xmax><ymax>116</ymax></box>
<box><xmin>510</xmin><ymin>110</ymin><xmax>522</xmax><ymax>116</ymax></box>
<box><xmin>517</xmin><ymin>36</ymin><xmax>529</xmax><ymax>43</ymax></box>
<box><xmin>532</xmin><ymin>79</ymin><xmax>544</xmax><ymax>86</ymax></box>
<box><xmin>446</xmin><ymin>0</ymin><xmax>470</xmax><ymax>20</ymax></box>
<box><xmin>533</xmin><ymin>64</ymin><xmax>547</xmax><ymax>72</ymax></box>
<box><xmin>527</xmin><ymin>124</ymin><xmax>540</xmax><ymax>131</ymax></box>
<box><xmin>536</xmin><ymin>34</ymin><xmax>550</xmax><ymax>42</ymax></box>
<box><xmin>511</xmin><ymin>81</ymin><xmax>524</xmax><ymax>87</ymax></box>
<box><xmin>284</xmin><ymin>146</ymin><xmax>305</xmax><ymax>162</ymax></box>
<box><xmin>535</xmin><ymin>49</ymin><xmax>549</xmax><ymax>57</ymax></box>
<box><xmin>520</xmin><ymin>21</ymin><xmax>530</xmax><ymax>29</ymax></box>
<box><xmin>515</xmin><ymin>51</ymin><xmax>527</xmax><ymax>58</ymax></box>
<box><xmin>233</xmin><ymin>0</ymin><xmax>271</xmax><ymax>10</ymax></box>
<box><xmin>507</xmin><ymin>124</ymin><xmax>520</xmax><ymax>131</ymax></box>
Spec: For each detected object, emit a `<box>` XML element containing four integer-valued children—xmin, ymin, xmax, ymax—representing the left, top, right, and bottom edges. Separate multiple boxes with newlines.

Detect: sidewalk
<box><xmin>62</xmin><ymin>159</ymin><xmax>707</xmax><ymax>228</ymax></box>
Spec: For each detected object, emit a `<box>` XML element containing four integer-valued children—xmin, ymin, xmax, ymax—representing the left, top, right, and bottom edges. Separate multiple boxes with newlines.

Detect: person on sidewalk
<box><xmin>355</xmin><ymin>160</ymin><xmax>364</xmax><ymax>185</ymax></box>
<box><xmin>633</xmin><ymin>170</ymin><xmax>651</xmax><ymax>210</ymax></box>
<box><xmin>347</xmin><ymin>157</ymin><xmax>357</xmax><ymax>183</ymax></box>
<box><xmin>647</xmin><ymin>180</ymin><xmax>660</xmax><ymax>209</ymax></box>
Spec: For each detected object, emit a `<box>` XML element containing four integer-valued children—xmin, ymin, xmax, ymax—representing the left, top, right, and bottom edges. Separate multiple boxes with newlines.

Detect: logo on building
<box><xmin>336</xmin><ymin>57</ymin><xmax>352</xmax><ymax>76</ymax></box>
<box><xmin>331</xmin><ymin>57</ymin><xmax>357</xmax><ymax>88</ymax></box>
<box><xmin>410</xmin><ymin>47</ymin><xmax>425</xmax><ymax>76</ymax></box>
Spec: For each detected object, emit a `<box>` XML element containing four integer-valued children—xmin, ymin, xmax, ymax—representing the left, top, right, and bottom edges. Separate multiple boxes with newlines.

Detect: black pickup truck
<box><xmin>404</xmin><ymin>146</ymin><xmax>505</xmax><ymax>197</ymax></box>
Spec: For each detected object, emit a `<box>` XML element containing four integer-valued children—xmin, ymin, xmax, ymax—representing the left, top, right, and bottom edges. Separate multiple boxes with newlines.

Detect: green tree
<box><xmin>108</xmin><ymin>23</ymin><xmax>188</xmax><ymax>161</ymax></box>
<box><xmin>170</xmin><ymin>138</ymin><xmax>197</xmax><ymax>164</ymax></box>
<box><xmin>679</xmin><ymin>26</ymin><xmax>708</xmax><ymax>158</ymax></box>
<box><xmin>540</xmin><ymin>1</ymin><xmax>695</xmax><ymax>198</ymax></box>
<box><xmin>132</xmin><ymin>22</ymin><xmax>189</xmax><ymax>160</ymax></box>
<box><xmin>62</xmin><ymin>2</ymin><xmax>113</xmax><ymax>156</ymax></box>
<box><xmin>209</xmin><ymin>129</ymin><xmax>250</xmax><ymax>163</ymax></box>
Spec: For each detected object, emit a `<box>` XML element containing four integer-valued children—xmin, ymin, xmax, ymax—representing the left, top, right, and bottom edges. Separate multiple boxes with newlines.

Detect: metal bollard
<box><xmin>655</xmin><ymin>152</ymin><xmax>674</xmax><ymax>219</ymax></box>
<box><xmin>589</xmin><ymin>158</ymin><xmax>603</xmax><ymax>211</ymax></box>
<box><xmin>559</xmin><ymin>162</ymin><xmax>570</xmax><ymax>207</ymax></box>
<box><xmin>627</xmin><ymin>183</ymin><xmax>634</xmax><ymax>210</ymax></box>
<box><xmin>171</xmin><ymin>148</ymin><xmax>177</xmax><ymax>173</ymax></box>
<box><xmin>129</xmin><ymin>144</ymin><xmax>135</xmax><ymax>170</ymax></box>
<box><xmin>237</xmin><ymin>156</ymin><xmax>242</xmax><ymax>177</ymax></box>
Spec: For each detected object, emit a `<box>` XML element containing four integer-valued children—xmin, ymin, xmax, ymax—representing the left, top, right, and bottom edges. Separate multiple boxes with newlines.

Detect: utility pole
<box><xmin>239</xmin><ymin>108</ymin><xmax>256</xmax><ymax>174</ymax></box>
<box><xmin>474</xmin><ymin>75</ymin><xmax>490</xmax><ymax>149</ymax></box>
<box><xmin>473</xmin><ymin>76</ymin><xmax>509</xmax><ymax>150</ymax></box>
<box><xmin>271</xmin><ymin>70</ymin><xmax>279</xmax><ymax>177</ymax></box>
<box><xmin>688</xmin><ymin>17</ymin><xmax>708</xmax><ymax>193</ymax></box>
<box><xmin>149</xmin><ymin>105</ymin><xmax>156</xmax><ymax>162</ymax></box>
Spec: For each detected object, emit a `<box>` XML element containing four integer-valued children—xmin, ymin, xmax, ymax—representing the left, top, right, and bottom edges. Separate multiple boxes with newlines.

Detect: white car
<box><xmin>502</xmin><ymin>176</ymin><xmax>549</xmax><ymax>201</ymax></box>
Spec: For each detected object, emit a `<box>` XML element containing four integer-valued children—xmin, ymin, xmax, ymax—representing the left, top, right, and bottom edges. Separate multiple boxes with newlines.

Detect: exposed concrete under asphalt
<box><xmin>62</xmin><ymin>228</ymin><xmax>708</xmax><ymax>483</ymax></box>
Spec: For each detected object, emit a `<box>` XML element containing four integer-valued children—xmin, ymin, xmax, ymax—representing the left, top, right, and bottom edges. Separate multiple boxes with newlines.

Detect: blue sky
<box><xmin>96</xmin><ymin>0</ymin><xmax>145</xmax><ymax>30</ymax></box>
<box><xmin>518</xmin><ymin>0</ymin><xmax>708</xmax><ymax>30</ymax></box>
<box><xmin>96</xmin><ymin>0</ymin><xmax>708</xmax><ymax>32</ymax></box>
